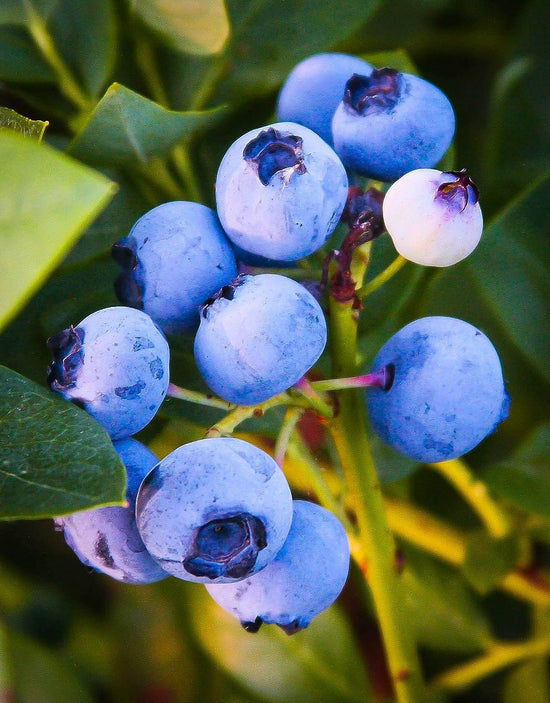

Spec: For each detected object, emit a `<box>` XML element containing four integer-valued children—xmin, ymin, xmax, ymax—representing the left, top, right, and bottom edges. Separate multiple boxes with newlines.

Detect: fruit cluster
<box><xmin>48</xmin><ymin>52</ymin><xmax>509</xmax><ymax>634</ymax></box>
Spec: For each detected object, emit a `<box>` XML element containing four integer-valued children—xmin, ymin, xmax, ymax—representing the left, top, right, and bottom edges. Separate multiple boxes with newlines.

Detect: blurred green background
<box><xmin>0</xmin><ymin>0</ymin><xmax>549</xmax><ymax>701</ymax></box>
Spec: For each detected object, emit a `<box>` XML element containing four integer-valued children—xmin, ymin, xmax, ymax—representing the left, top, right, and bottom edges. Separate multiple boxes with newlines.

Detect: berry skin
<box><xmin>135</xmin><ymin>437</ymin><xmax>294</xmax><ymax>584</ymax></box>
<box><xmin>366</xmin><ymin>316</ymin><xmax>510</xmax><ymax>463</ymax></box>
<box><xmin>193</xmin><ymin>273</ymin><xmax>327</xmax><ymax>406</ymax></box>
<box><xmin>206</xmin><ymin>500</ymin><xmax>350</xmax><ymax>634</ymax></box>
<box><xmin>47</xmin><ymin>306</ymin><xmax>169</xmax><ymax>440</ymax></box>
<box><xmin>382</xmin><ymin>168</ymin><xmax>483</xmax><ymax>266</ymax></box>
<box><xmin>276</xmin><ymin>52</ymin><xmax>373</xmax><ymax>146</ymax></box>
<box><xmin>332</xmin><ymin>68</ymin><xmax>455</xmax><ymax>182</ymax></box>
<box><xmin>54</xmin><ymin>438</ymin><xmax>167</xmax><ymax>584</ymax></box>
<box><xmin>112</xmin><ymin>201</ymin><xmax>238</xmax><ymax>335</ymax></box>
<box><xmin>215</xmin><ymin>122</ymin><xmax>348</xmax><ymax>262</ymax></box>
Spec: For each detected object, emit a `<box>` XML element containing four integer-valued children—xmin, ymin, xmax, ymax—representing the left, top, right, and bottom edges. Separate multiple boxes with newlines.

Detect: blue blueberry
<box><xmin>215</xmin><ymin>122</ymin><xmax>348</xmax><ymax>262</ymax></box>
<box><xmin>47</xmin><ymin>306</ymin><xmax>169</xmax><ymax>439</ymax></box>
<box><xmin>54</xmin><ymin>438</ymin><xmax>167</xmax><ymax>584</ymax></box>
<box><xmin>332</xmin><ymin>68</ymin><xmax>455</xmax><ymax>182</ymax></box>
<box><xmin>277</xmin><ymin>52</ymin><xmax>373</xmax><ymax>146</ymax></box>
<box><xmin>112</xmin><ymin>201</ymin><xmax>238</xmax><ymax>335</ymax></box>
<box><xmin>366</xmin><ymin>316</ymin><xmax>510</xmax><ymax>463</ymax></box>
<box><xmin>206</xmin><ymin>500</ymin><xmax>350</xmax><ymax>634</ymax></box>
<box><xmin>135</xmin><ymin>437</ymin><xmax>294</xmax><ymax>583</ymax></box>
<box><xmin>193</xmin><ymin>274</ymin><xmax>327</xmax><ymax>405</ymax></box>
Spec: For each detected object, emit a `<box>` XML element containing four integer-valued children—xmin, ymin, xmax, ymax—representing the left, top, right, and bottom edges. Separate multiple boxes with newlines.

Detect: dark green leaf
<box><xmin>0</xmin><ymin>106</ymin><xmax>48</xmax><ymax>140</ymax></box>
<box><xmin>0</xmin><ymin>25</ymin><xmax>54</xmax><ymax>82</ymax></box>
<box><xmin>131</xmin><ymin>0</ymin><xmax>229</xmax><ymax>55</ymax></box>
<box><xmin>0</xmin><ymin>130</ymin><xmax>116</xmax><ymax>332</ymax></box>
<box><xmin>221</xmin><ymin>0</ymin><xmax>385</xmax><ymax>99</ymax></box>
<box><xmin>49</xmin><ymin>0</ymin><xmax>117</xmax><ymax>99</ymax></box>
<box><xmin>481</xmin><ymin>423</ymin><xmax>550</xmax><ymax>516</ymax></box>
<box><xmin>402</xmin><ymin>547</ymin><xmax>493</xmax><ymax>653</ymax></box>
<box><xmin>68</xmin><ymin>82</ymin><xmax>226</xmax><ymax>167</ymax></box>
<box><xmin>365</xmin><ymin>48</ymin><xmax>418</xmax><ymax>73</ymax></box>
<box><xmin>482</xmin><ymin>0</ymin><xmax>550</xmax><ymax>206</ymax></box>
<box><xmin>191</xmin><ymin>586</ymin><xmax>372</xmax><ymax>703</ymax></box>
<box><xmin>466</xmin><ymin>174</ymin><xmax>550</xmax><ymax>385</ymax></box>
<box><xmin>0</xmin><ymin>366</ymin><xmax>126</xmax><ymax>519</ymax></box>
<box><xmin>462</xmin><ymin>531</ymin><xmax>521</xmax><ymax>594</ymax></box>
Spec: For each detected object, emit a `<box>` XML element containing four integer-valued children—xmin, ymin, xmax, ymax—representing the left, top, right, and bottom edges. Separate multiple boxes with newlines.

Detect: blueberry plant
<box><xmin>1</xmin><ymin>1</ymin><xmax>550</xmax><ymax>702</ymax></box>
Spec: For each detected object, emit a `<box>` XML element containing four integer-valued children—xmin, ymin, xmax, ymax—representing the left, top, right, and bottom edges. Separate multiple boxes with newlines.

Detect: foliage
<box><xmin>0</xmin><ymin>0</ymin><xmax>549</xmax><ymax>701</ymax></box>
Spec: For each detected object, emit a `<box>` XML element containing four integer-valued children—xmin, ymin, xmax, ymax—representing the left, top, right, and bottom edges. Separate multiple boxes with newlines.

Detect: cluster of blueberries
<box><xmin>48</xmin><ymin>52</ymin><xmax>509</xmax><ymax>634</ymax></box>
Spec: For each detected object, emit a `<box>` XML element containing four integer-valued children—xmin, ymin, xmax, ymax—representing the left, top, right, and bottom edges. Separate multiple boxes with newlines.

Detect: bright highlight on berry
<box><xmin>382</xmin><ymin>168</ymin><xmax>483</xmax><ymax>266</ymax></box>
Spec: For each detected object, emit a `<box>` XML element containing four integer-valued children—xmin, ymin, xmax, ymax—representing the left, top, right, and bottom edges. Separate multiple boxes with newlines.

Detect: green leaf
<box><xmin>131</xmin><ymin>0</ymin><xmax>230</xmax><ymax>56</ymax></box>
<box><xmin>0</xmin><ymin>130</ymin><xmax>116</xmax><ymax>332</ymax></box>
<box><xmin>222</xmin><ymin>0</ymin><xmax>385</xmax><ymax>99</ymax></box>
<box><xmin>481</xmin><ymin>423</ymin><xmax>550</xmax><ymax>516</ymax></box>
<box><xmin>68</xmin><ymin>82</ymin><xmax>226</xmax><ymax>167</ymax></box>
<box><xmin>0</xmin><ymin>365</ymin><xmax>126</xmax><ymax>519</ymax></box>
<box><xmin>191</xmin><ymin>586</ymin><xmax>372</xmax><ymax>703</ymax></box>
<box><xmin>402</xmin><ymin>547</ymin><xmax>493</xmax><ymax>653</ymax></box>
<box><xmin>0</xmin><ymin>25</ymin><xmax>54</xmax><ymax>82</ymax></box>
<box><xmin>0</xmin><ymin>106</ymin><xmax>48</xmax><ymax>140</ymax></box>
<box><xmin>466</xmin><ymin>174</ymin><xmax>550</xmax><ymax>385</ymax></box>
<box><xmin>49</xmin><ymin>0</ymin><xmax>117</xmax><ymax>99</ymax></box>
<box><xmin>462</xmin><ymin>532</ymin><xmax>521</xmax><ymax>594</ymax></box>
<box><xmin>482</xmin><ymin>0</ymin><xmax>550</xmax><ymax>206</ymax></box>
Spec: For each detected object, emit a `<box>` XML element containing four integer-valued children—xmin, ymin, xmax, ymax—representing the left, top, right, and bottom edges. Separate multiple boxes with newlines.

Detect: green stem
<box><xmin>327</xmin><ymin>297</ymin><xmax>425</xmax><ymax>703</ymax></box>
<box><xmin>357</xmin><ymin>255</ymin><xmax>408</xmax><ymax>299</ymax></box>
<box><xmin>24</xmin><ymin>0</ymin><xmax>92</xmax><ymax>113</ymax></box>
<box><xmin>167</xmin><ymin>383</ymin><xmax>235</xmax><ymax>411</ymax></box>
<box><xmin>274</xmin><ymin>407</ymin><xmax>304</xmax><ymax>466</ymax></box>
<box><xmin>431</xmin><ymin>636</ymin><xmax>550</xmax><ymax>693</ymax></box>
<box><xmin>429</xmin><ymin>458</ymin><xmax>512</xmax><ymax>539</ymax></box>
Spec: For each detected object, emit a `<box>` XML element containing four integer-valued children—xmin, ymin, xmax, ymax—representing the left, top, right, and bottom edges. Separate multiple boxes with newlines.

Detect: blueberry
<box><xmin>206</xmin><ymin>500</ymin><xmax>350</xmax><ymax>634</ymax></box>
<box><xmin>47</xmin><ymin>306</ymin><xmax>169</xmax><ymax>439</ymax></box>
<box><xmin>382</xmin><ymin>168</ymin><xmax>483</xmax><ymax>266</ymax></box>
<box><xmin>112</xmin><ymin>201</ymin><xmax>238</xmax><ymax>335</ymax></box>
<box><xmin>194</xmin><ymin>273</ymin><xmax>327</xmax><ymax>405</ymax></box>
<box><xmin>135</xmin><ymin>437</ymin><xmax>294</xmax><ymax>583</ymax></box>
<box><xmin>215</xmin><ymin>122</ymin><xmax>348</xmax><ymax>262</ymax></box>
<box><xmin>332</xmin><ymin>68</ymin><xmax>455</xmax><ymax>182</ymax></box>
<box><xmin>276</xmin><ymin>53</ymin><xmax>373</xmax><ymax>146</ymax></box>
<box><xmin>54</xmin><ymin>438</ymin><xmax>167</xmax><ymax>584</ymax></box>
<box><xmin>366</xmin><ymin>316</ymin><xmax>510</xmax><ymax>463</ymax></box>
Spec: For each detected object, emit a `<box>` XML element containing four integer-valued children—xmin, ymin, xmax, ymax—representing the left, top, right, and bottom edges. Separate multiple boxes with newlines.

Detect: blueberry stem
<box><xmin>327</xmin><ymin>295</ymin><xmax>426</xmax><ymax>702</ymax></box>
<box><xmin>430</xmin><ymin>635</ymin><xmax>550</xmax><ymax>694</ymax></box>
<box><xmin>356</xmin><ymin>255</ymin><xmax>408</xmax><ymax>299</ymax></box>
<box><xmin>310</xmin><ymin>367</ymin><xmax>394</xmax><ymax>392</ymax></box>
<box><xmin>274</xmin><ymin>406</ymin><xmax>304</xmax><ymax>468</ymax></box>
<box><xmin>167</xmin><ymin>383</ymin><xmax>235</xmax><ymax>410</ymax></box>
<box><xmin>292</xmin><ymin>377</ymin><xmax>335</xmax><ymax>417</ymax></box>
<box><xmin>429</xmin><ymin>458</ymin><xmax>512</xmax><ymax>539</ymax></box>
<box><xmin>25</xmin><ymin>4</ymin><xmax>93</xmax><ymax>114</ymax></box>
